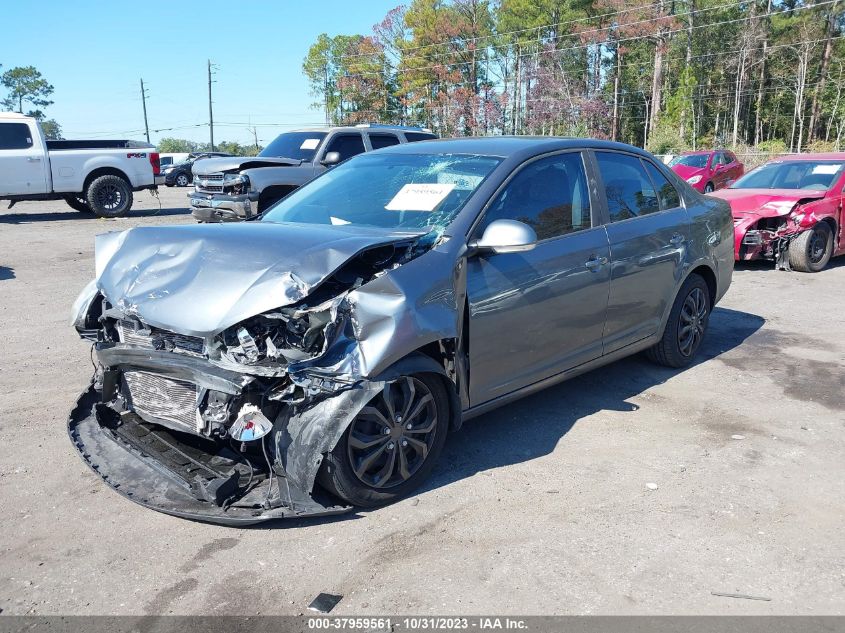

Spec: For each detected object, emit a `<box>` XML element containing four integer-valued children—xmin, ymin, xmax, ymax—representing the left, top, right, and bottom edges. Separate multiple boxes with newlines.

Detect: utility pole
<box><xmin>207</xmin><ymin>59</ymin><xmax>216</xmax><ymax>151</ymax></box>
<box><xmin>248</xmin><ymin>126</ymin><xmax>259</xmax><ymax>152</ymax></box>
<box><xmin>140</xmin><ymin>78</ymin><xmax>150</xmax><ymax>143</ymax></box>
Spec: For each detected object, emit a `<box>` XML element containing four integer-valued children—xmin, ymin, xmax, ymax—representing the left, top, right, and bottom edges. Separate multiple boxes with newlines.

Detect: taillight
<box><xmin>149</xmin><ymin>152</ymin><xmax>161</xmax><ymax>176</ymax></box>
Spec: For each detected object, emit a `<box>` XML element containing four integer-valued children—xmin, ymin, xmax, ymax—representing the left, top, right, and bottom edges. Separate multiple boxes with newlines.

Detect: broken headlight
<box><xmin>223</xmin><ymin>173</ymin><xmax>249</xmax><ymax>195</ymax></box>
<box><xmin>219</xmin><ymin>299</ymin><xmax>342</xmax><ymax>366</ymax></box>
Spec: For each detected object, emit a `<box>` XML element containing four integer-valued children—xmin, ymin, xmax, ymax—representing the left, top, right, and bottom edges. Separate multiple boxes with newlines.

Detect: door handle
<box><xmin>669</xmin><ymin>233</ymin><xmax>685</xmax><ymax>246</ymax></box>
<box><xmin>585</xmin><ymin>255</ymin><xmax>608</xmax><ymax>271</ymax></box>
<box><xmin>27</xmin><ymin>157</ymin><xmax>42</xmax><ymax>162</ymax></box>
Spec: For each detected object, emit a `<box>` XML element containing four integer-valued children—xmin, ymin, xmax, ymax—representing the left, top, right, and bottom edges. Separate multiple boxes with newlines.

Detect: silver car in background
<box><xmin>70</xmin><ymin>137</ymin><xmax>733</xmax><ymax>524</ymax></box>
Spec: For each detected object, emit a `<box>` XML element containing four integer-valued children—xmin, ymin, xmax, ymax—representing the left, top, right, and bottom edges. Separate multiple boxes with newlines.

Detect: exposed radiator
<box><xmin>123</xmin><ymin>370</ymin><xmax>200</xmax><ymax>433</ymax></box>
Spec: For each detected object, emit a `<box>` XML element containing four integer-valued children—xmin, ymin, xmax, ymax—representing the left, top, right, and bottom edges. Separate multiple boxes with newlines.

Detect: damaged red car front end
<box><xmin>710</xmin><ymin>154</ymin><xmax>845</xmax><ymax>271</ymax></box>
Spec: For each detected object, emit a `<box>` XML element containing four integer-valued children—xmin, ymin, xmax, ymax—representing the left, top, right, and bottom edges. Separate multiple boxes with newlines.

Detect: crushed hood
<box><xmin>192</xmin><ymin>156</ymin><xmax>301</xmax><ymax>174</ymax></box>
<box><xmin>94</xmin><ymin>222</ymin><xmax>424</xmax><ymax>337</ymax></box>
<box><xmin>709</xmin><ymin>188</ymin><xmax>827</xmax><ymax>216</ymax></box>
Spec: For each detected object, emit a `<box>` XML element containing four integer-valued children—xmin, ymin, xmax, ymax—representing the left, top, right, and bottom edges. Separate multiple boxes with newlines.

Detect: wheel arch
<box><xmin>687</xmin><ymin>263</ymin><xmax>718</xmax><ymax>308</ymax></box>
<box><xmin>83</xmin><ymin>167</ymin><xmax>131</xmax><ymax>193</ymax></box>
<box><xmin>258</xmin><ymin>184</ymin><xmax>298</xmax><ymax>211</ymax></box>
<box><xmin>373</xmin><ymin>349</ymin><xmax>463</xmax><ymax>432</ymax></box>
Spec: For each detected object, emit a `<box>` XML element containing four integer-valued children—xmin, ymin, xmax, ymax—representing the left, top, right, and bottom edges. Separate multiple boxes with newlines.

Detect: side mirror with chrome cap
<box><xmin>321</xmin><ymin>151</ymin><xmax>341</xmax><ymax>166</ymax></box>
<box><xmin>470</xmin><ymin>219</ymin><xmax>537</xmax><ymax>255</ymax></box>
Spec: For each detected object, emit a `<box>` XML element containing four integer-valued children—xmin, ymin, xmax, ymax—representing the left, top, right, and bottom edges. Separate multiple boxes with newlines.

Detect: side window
<box><xmin>595</xmin><ymin>151</ymin><xmax>660</xmax><ymax>221</ymax></box>
<box><xmin>0</xmin><ymin>123</ymin><xmax>34</xmax><ymax>150</ymax></box>
<box><xmin>713</xmin><ymin>152</ymin><xmax>726</xmax><ymax>166</ymax></box>
<box><xmin>643</xmin><ymin>160</ymin><xmax>681</xmax><ymax>210</ymax></box>
<box><xmin>480</xmin><ymin>152</ymin><xmax>591</xmax><ymax>241</ymax></box>
<box><xmin>369</xmin><ymin>134</ymin><xmax>400</xmax><ymax>150</ymax></box>
<box><xmin>404</xmin><ymin>132</ymin><xmax>437</xmax><ymax>143</ymax></box>
<box><xmin>324</xmin><ymin>134</ymin><xmax>366</xmax><ymax>162</ymax></box>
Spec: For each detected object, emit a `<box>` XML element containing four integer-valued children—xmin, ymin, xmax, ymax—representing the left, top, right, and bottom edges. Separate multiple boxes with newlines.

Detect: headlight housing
<box><xmin>686</xmin><ymin>175</ymin><xmax>702</xmax><ymax>185</ymax></box>
<box><xmin>223</xmin><ymin>173</ymin><xmax>249</xmax><ymax>195</ymax></box>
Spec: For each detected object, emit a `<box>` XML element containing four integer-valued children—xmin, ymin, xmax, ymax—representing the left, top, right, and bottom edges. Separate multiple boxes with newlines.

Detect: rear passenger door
<box><xmin>591</xmin><ymin>150</ymin><xmax>689</xmax><ymax>355</ymax></box>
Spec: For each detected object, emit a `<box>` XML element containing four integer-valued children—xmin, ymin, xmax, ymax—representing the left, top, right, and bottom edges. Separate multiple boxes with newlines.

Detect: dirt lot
<box><xmin>0</xmin><ymin>186</ymin><xmax>843</xmax><ymax>616</ymax></box>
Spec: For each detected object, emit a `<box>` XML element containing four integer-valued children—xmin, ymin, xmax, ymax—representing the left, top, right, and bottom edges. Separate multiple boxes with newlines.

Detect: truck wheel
<box><xmin>86</xmin><ymin>175</ymin><xmax>133</xmax><ymax>218</ymax></box>
<box><xmin>646</xmin><ymin>273</ymin><xmax>710</xmax><ymax>368</ymax></box>
<box><xmin>788</xmin><ymin>223</ymin><xmax>833</xmax><ymax>272</ymax></box>
<box><xmin>319</xmin><ymin>374</ymin><xmax>450</xmax><ymax>507</ymax></box>
<box><xmin>63</xmin><ymin>195</ymin><xmax>90</xmax><ymax>213</ymax></box>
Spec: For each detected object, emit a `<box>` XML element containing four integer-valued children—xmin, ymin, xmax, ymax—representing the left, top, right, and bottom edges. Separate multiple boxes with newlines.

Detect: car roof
<box><xmin>772</xmin><ymin>152</ymin><xmax>845</xmax><ymax>161</ymax></box>
<box><xmin>288</xmin><ymin>125</ymin><xmax>434</xmax><ymax>134</ymax></box>
<box><xmin>370</xmin><ymin>136</ymin><xmax>655</xmax><ymax>160</ymax></box>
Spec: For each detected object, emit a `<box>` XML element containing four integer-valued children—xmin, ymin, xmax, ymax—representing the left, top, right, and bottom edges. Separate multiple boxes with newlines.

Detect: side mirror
<box><xmin>321</xmin><ymin>151</ymin><xmax>341</xmax><ymax>166</ymax></box>
<box><xmin>470</xmin><ymin>219</ymin><xmax>537</xmax><ymax>255</ymax></box>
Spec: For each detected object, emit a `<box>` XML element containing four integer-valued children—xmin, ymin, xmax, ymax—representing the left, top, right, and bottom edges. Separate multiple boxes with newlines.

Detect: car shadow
<box><xmin>251</xmin><ymin>306</ymin><xmax>764</xmax><ymax>530</ymax></box>
<box><xmin>422</xmin><ymin>305</ymin><xmax>765</xmax><ymax>495</ymax></box>
<box><xmin>0</xmin><ymin>266</ymin><xmax>15</xmax><ymax>281</ymax></box>
<box><xmin>0</xmin><ymin>207</ymin><xmax>190</xmax><ymax>224</ymax></box>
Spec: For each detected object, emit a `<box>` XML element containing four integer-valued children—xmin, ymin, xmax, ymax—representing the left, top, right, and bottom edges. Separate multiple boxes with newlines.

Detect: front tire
<box><xmin>63</xmin><ymin>195</ymin><xmax>90</xmax><ymax>213</ymax></box>
<box><xmin>646</xmin><ymin>273</ymin><xmax>710</xmax><ymax>368</ymax></box>
<box><xmin>85</xmin><ymin>175</ymin><xmax>133</xmax><ymax>218</ymax></box>
<box><xmin>788</xmin><ymin>222</ymin><xmax>833</xmax><ymax>272</ymax></box>
<box><xmin>175</xmin><ymin>173</ymin><xmax>190</xmax><ymax>187</ymax></box>
<box><xmin>704</xmin><ymin>182</ymin><xmax>714</xmax><ymax>193</ymax></box>
<box><xmin>319</xmin><ymin>374</ymin><xmax>450</xmax><ymax>507</ymax></box>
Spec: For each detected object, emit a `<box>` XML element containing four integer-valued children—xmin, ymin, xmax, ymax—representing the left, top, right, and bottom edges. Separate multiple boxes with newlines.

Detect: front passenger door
<box><xmin>317</xmin><ymin>133</ymin><xmax>367</xmax><ymax>175</ymax></box>
<box><xmin>593</xmin><ymin>151</ymin><xmax>690</xmax><ymax>354</ymax></box>
<box><xmin>466</xmin><ymin>151</ymin><xmax>611</xmax><ymax>405</ymax></box>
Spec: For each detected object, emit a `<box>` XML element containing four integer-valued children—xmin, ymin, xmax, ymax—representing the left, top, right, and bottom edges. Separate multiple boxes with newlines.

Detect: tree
<box><xmin>40</xmin><ymin>119</ymin><xmax>63</xmax><ymax>140</ymax></box>
<box><xmin>1</xmin><ymin>66</ymin><xmax>54</xmax><ymax>114</ymax></box>
<box><xmin>157</xmin><ymin>138</ymin><xmax>203</xmax><ymax>153</ymax></box>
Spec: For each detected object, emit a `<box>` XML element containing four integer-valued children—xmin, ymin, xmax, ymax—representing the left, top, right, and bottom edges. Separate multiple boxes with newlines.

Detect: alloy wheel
<box><xmin>347</xmin><ymin>377</ymin><xmax>438</xmax><ymax>489</ymax></box>
<box><xmin>97</xmin><ymin>183</ymin><xmax>123</xmax><ymax>211</ymax></box>
<box><xmin>678</xmin><ymin>287</ymin><xmax>707</xmax><ymax>357</ymax></box>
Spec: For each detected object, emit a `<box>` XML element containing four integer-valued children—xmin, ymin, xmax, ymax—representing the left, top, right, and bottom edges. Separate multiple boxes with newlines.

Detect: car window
<box><xmin>369</xmin><ymin>134</ymin><xmax>400</xmax><ymax>150</ymax></box>
<box><xmin>0</xmin><ymin>123</ymin><xmax>33</xmax><ymax>150</ymax></box>
<box><xmin>595</xmin><ymin>151</ymin><xmax>660</xmax><ymax>221</ymax></box>
<box><xmin>325</xmin><ymin>134</ymin><xmax>366</xmax><ymax>162</ymax></box>
<box><xmin>480</xmin><ymin>152</ymin><xmax>591</xmax><ymax>241</ymax></box>
<box><xmin>643</xmin><ymin>161</ymin><xmax>681</xmax><ymax>210</ymax></box>
<box><xmin>404</xmin><ymin>132</ymin><xmax>438</xmax><ymax>143</ymax></box>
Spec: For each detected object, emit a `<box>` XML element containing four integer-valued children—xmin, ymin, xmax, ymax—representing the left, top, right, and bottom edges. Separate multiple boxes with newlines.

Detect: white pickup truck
<box><xmin>0</xmin><ymin>112</ymin><xmax>163</xmax><ymax>217</ymax></box>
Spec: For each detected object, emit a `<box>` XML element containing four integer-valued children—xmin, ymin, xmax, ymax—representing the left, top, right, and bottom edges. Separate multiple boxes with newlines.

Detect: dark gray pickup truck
<box><xmin>189</xmin><ymin>124</ymin><xmax>436</xmax><ymax>222</ymax></box>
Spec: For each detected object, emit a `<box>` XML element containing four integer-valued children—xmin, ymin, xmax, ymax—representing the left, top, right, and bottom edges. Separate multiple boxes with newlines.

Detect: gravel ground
<box><xmin>0</xmin><ymin>186</ymin><xmax>843</xmax><ymax>616</ymax></box>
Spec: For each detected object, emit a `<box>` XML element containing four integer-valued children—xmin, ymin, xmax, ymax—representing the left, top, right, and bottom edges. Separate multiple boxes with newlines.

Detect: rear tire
<box><xmin>646</xmin><ymin>273</ymin><xmax>710</xmax><ymax>368</ymax></box>
<box><xmin>86</xmin><ymin>175</ymin><xmax>133</xmax><ymax>218</ymax></box>
<box><xmin>319</xmin><ymin>373</ymin><xmax>450</xmax><ymax>507</ymax></box>
<box><xmin>63</xmin><ymin>195</ymin><xmax>90</xmax><ymax>213</ymax></box>
<box><xmin>788</xmin><ymin>222</ymin><xmax>833</xmax><ymax>272</ymax></box>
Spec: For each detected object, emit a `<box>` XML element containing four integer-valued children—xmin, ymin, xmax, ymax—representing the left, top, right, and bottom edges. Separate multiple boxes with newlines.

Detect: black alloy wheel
<box><xmin>320</xmin><ymin>373</ymin><xmax>450</xmax><ymax>507</ymax></box>
<box><xmin>677</xmin><ymin>286</ymin><xmax>708</xmax><ymax>357</ymax></box>
<box><xmin>347</xmin><ymin>377</ymin><xmax>438</xmax><ymax>489</ymax></box>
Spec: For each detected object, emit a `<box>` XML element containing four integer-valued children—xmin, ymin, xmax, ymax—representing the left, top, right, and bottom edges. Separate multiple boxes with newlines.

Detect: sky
<box><xmin>0</xmin><ymin>0</ymin><xmax>401</xmax><ymax>146</ymax></box>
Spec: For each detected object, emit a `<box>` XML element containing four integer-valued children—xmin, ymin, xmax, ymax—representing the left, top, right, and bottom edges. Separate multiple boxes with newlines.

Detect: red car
<box><xmin>710</xmin><ymin>153</ymin><xmax>845</xmax><ymax>272</ymax></box>
<box><xmin>669</xmin><ymin>150</ymin><xmax>744</xmax><ymax>193</ymax></box>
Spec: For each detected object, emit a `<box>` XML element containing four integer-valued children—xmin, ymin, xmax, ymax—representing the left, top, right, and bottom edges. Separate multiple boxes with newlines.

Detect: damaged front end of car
<box><xmin>68</xmin><ymin>222</ymin><xmax>462</xmax><ymax>525</ymax></box>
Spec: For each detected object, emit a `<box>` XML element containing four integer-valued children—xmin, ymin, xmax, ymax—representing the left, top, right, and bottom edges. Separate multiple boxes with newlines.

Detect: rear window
<box><xmin>404</xmin><ymin>132</ymin><xmax>437</xmax><ymax>143</ymax></box>
<box><xmin>369</xmin><ymin>134</ymin><xmax>400</xmax><ymax>150</ymax></box>
<box><xmin>0</xmin><ymin>122</ymin><xmax>33</xmax><ymax>150</ymax></box>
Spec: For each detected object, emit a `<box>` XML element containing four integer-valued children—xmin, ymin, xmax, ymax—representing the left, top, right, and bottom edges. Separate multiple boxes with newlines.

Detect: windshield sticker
<box><xmin>300</xmin><ymin>138</ymin><xmax>321</xmax><ymax>150</ymax></box>
<box><xmin>386</xmin><ymin>183</ymin><xmax>456</xmax><ymax>212</ymax></box>
<box><xmin>811</xmin><ymin>164</ymin><xmax>841</xmax><ymax>175</ymax></box>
